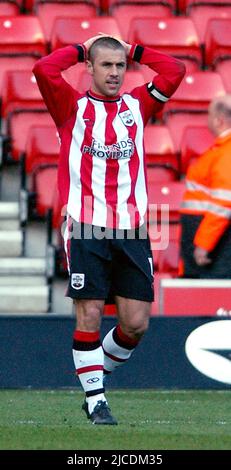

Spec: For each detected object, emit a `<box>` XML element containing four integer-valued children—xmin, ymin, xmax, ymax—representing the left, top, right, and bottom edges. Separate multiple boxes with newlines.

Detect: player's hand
<box><xmin>84</xmin><ymin>32</ymin><xmax>132</xmax><ymax>56</ymax></box>
<box><xmin>83</xmin><ymin>33</ymin><xmax>109</xmax><ymax>52</ymax></box>
<box><xmin>194</xmin><ymin>246</ymin><xmax>212</xmax><ymax>266</ymax></box>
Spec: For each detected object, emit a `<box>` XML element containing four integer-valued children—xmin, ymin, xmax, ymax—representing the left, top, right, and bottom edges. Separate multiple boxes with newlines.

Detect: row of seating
<box><xmin>4</xmin><ymin>0</ymin><xmax>231</xmax><ymax>15</ymax></box>
<box><xmin>0</xmin><ymin>10</ymin><xmax>230</xmax><ymax>64</ymax></box>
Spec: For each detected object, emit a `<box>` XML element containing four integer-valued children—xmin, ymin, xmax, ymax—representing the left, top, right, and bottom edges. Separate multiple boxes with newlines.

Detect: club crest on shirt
<box><xmin>119</xmin><ymin>110</ymin><xmax>135</xmax><ymax>127</ymax></box>
<box><xmin>71</xmin><ymin>273</ymin><xmax>85</xmax><ymax>290</ymax></box>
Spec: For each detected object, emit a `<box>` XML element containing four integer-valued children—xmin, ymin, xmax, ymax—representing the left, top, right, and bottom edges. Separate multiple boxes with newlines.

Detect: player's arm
<box><xmin>33</xmin><ymin>45</ymin><xmax>87</xmax><ymax>127</ymax></box>
<box><xmin>127</xmin><ymin>44</ymin><xmax>186</xmax><ymax>122</ymax></box>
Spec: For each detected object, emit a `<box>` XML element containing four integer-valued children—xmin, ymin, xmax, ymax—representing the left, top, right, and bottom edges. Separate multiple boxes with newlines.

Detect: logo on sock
<box><xmin>71</xmin><ymin>273</ymin><xmax>85</xmax><ymax>290</ymax></box>
<box><xmin>87</xmin><ymin>377</ymin><xmax>100</xmax><ymax>384</ymax></box>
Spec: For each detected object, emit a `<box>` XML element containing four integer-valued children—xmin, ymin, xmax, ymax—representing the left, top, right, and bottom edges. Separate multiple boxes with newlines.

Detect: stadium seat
<box><xmin>0</xmin><ymin>16</ymin><xmax>46</xmax><ymax>56</ymax></box>
<box><xmin>128</xmin><ymin>17</ymin><xmax>202</xmax><ymax>69</ymax></box>
<box><xmin>204</xmin><ymin>18</ymin><xmax>231</xmax><ymax>66</ymax></box>
<box><xmin>188</xmin><ymin>4</ymin><xmax>231</xmax><ymax>44</ymax></box>
<box><xmin>157</xmin><ymin>239</ymin><xmax>180</xmax><ymax>276</ymax></box>
<box><xmin>0</xmin><ymin>55</ymin><xmax>37</xmax><ymax>98</ymax></box>
<box><xmin>144</xmin><ymin>124</ymin><xmax>179</xmax><ymax>170</ymax></box>
<box><xmin>33</xmin><ymin>165</ymin><xmax>58</xmax><ymax>217</ymax></box>
<box><xmin>106</xmin><ymin>0</ymin><xmax>176</xmax><ymax>13</ymax></box>
<box><xmin>113</xmin><ymin>4</ymin><xmax>172</xmax><ymax>42</ymax></box>
<box><xmin>164</xmin><ymin>110</ymin><xmax>208</xmax><ymax>152</ymax></box>
<box><xmin>119</xmin><ymin>70</ymin><xmax>145</xmax><ymax>93</ymax></box>
<box><xmin>0</xmin><ymin>2</ymin><xmax>20</xmax><ymax>15</ymax></box>
<box><xmin>215</xmin><ymin>59</ymin><xmax>231</xmax><ymax>93</ymax></box>
<box><xmin>6</xmin><ymin>110</ymin><xmax>54</xmax><ymax>161</ymax></box>
<box><xmin>51</xmin><ymin>16</ymin><xmax>122</xmax><ymax>51</ymax></box>
<box><xmin>24</xmin><ymin>125</ymin><xmax>60</xmax><ymax>174</ymax></box>
<box><xmin>183</xmin><ymin>0</ymin><xmax>231</xmax><ymax>11</ymax></box>
<box><xmin>180</xmin><ymin>125</ymin><xmax>214</xmax><ymax>174</ymax></box>
<box><xmin>149</xmin><ymin>214</ymin><xmax>180</xmax><ymax>264</ymax></box>
<box><xmin>164</xmin><ymin>71</ymin><xmax>226</xmax><ymax>114</ymax></box>
<box><xmin>61</xmin><ymin>63</ymin><xmax>86</xmax><ymax>91</ymax></box>
<box><xmin>1</xmin><ymin>70</ymin><xmax>45</xmax><ymax>117</ymax></box>
<box><xmin>148</xmin><ymin>181</ymin><xmax>186</xmax><ymax>223</ymax></box>
<box><xmin>150</xmin><ymin>272</ymin><xmax>173</xmax><ymax>316</ymax></box>
<box><xmin>35</xmin><ymin>1</ymin><xmax>97</xmax><ymax>42</ymax></box>
<box><xmin>147</xmin><ymin>164</ymin><xmax>179</xmax><ymax>184</ymax></box>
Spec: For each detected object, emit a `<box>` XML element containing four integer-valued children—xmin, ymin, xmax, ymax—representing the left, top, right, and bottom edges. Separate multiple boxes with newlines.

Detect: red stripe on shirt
<box><xmin>80</xmin><ymin>100</ymin><xmax>95</xmax><ymax>223</ymax></box>
<box><xmin>104</xmin><ymin>101</ymin><xmax>119</xmax><ymax>228</ymax></box>
<box><xmin>121</xmin><ymin>100</ymin><xmax>141</xmax><ymax>227</ymax></box>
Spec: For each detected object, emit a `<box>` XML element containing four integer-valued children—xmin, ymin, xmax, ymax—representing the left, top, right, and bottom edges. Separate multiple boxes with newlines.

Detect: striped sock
<box><xmin>72</xmin><ymin>330</ymin><xmax>106</xmax><ymax>412</ymax></box>
<box><xmin>102</xmin><ymin>325</ymin><xmax>139</xmax><ymax>375</ymax></box>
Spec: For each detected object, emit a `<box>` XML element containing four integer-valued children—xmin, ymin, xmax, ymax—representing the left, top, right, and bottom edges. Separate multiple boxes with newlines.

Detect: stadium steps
<box><xmin>0</xmin><ymin>257</ymin><xmax>46</xmax><ymax>275</ymax></box>
<box><xmin>0</xmin><ymin>201</ymin><xmax>20</xmax><ymax>230</ymax></box>
<box><xmin>0</xmin><ymin>285</ymin><xmax>49</xmax><ymax>313</ymax></box>
<box><xmin>0</xmin><ymin>230</ymin><xmax>23</xmax><ymax>256</ymax></box>
<box><xmin>0</xmin><ymin>198</ymin><xmax>50</xmax><ymax>312</ymax></box>
<box><xmin>0</xmin><ymin>201</ymin><xmax>22</xmax><ymax>255</ymax></box>
<box><xmin>0</xmin><ymin>257</ymin><xmax>50</xmax><ymax>312</ymax></box>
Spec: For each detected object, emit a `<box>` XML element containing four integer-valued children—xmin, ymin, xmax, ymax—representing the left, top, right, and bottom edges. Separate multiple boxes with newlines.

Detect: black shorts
<box><xmin>64</xmin><ymin>221</ymin><xmax>154</xmax><ymax>302</ymax></box>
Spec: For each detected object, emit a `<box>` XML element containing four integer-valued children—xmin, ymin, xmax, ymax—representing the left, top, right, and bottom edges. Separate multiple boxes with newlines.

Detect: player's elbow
<box><xmin>175</xmin><ymin>59</ymin><xmax>186</xmax><ymax>79</ymax></box>
<box><xmin>32</xmin><ymin>58</ymin><xmax>46</xmax><ymax>78</ymax></box>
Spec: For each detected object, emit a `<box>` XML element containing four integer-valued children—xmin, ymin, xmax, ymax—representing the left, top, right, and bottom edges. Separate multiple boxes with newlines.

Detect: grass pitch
<box><xmin>0</xmin><ymin>389</ymin><xmax>230</xmax><ymax>450</ymax></box>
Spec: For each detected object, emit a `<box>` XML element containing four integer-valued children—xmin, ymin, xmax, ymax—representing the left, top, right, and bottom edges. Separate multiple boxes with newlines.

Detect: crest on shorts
<box><xmin>119</xmin><ymin>110</ymin><xmax>134</xmax><ymax>127</ymax></box>
<box><xmin>71</xmin><ymin>273</ymin><xmax>85</xmax><ymax>290</ymax></box>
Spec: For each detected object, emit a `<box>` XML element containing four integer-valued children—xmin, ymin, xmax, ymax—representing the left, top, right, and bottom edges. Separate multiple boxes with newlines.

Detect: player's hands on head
<box><xmin>83</xmin><ymin>32</ymin><xmax>132</xmax><ymax>56</ymax></box>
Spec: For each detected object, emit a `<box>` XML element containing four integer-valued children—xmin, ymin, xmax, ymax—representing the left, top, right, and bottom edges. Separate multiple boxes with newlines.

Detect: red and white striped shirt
<box><xmin>33</xmin><ymin>44</ymin><xmax>185</xmax><ymax>229</ymax></box>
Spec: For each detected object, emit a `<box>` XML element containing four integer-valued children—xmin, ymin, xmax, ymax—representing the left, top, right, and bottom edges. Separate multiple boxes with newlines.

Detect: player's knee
<box><xmin>124</xmin><ymin>316</ymin><xmax>149</xmax><ymax>340</ymax></box>
<box><xmin>75</xmin><ymin>301</ymin><xmax>103</xmax><ymax>330</ymax></box>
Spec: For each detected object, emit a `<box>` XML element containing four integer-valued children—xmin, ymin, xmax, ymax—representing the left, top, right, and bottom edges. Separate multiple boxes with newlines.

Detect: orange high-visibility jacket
<box><xmin>181</xmin><ymin>131</ymin><xmax>231</xmax><ymax>252</ymax></box>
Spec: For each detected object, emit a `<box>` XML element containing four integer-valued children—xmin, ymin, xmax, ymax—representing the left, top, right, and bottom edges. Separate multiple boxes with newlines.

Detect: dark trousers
<box><xmin>180</xmin><ymin>214</ymin><xmax>231</xmax><ymax>279</ymax></box>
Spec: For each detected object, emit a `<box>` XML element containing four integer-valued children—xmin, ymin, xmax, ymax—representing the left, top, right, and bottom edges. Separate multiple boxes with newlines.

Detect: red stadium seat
<box><xmin>25</xmin><ymin>125</ymin><xmax>60</xmax><ymax>174</ymax></box>
<box><xmin>51</xmin><ymin>16</ymin><xmax>122</xmax><ymax>51</ymax></box>
<box><xmin>113</xmin><ymin>4</ymin><xmax>172</xmax><ymax>41</ymax></box>
<box><xmin>61</xmin><ymin>63</ymin><xmax>86</xmax><ymax>90</ymax></box>
<box><xmin>205</xmin><ymin>18</ymin><xmax>231</xmax><ymax>66</ymax></box>
<box><xmin>0</xmin><ymin>16</ymin><xmax>46</xmax><ymax>56</ymax></box>
<box><xmin>36</xmin><ymin>1</ymin><xmax>97</xmax><ymax>42</ymax></box>
<box><xmin>180</xmin><ymin>125</ymin><xmax>214</xmax><ymax>174</ymax></box>
<box><xmin>147</xmin><ymin>165</ymin><xmax>179</xmax><ymax>184</ymax></box>
<box><xmin>164</xmin><ymin>110</ymin><xmax>208</xmax><ymax>152</ymax></box>
<box><xmin>0</xmin><ymin>55</ymin><xmax>37</xmax><ymax>97</ymax></box>
<box><xmin>1</xmin><ymin>70</ymin><xmax>45</xmax><ymax>117</ymax></box>
<box><xmin>144</xmin><ymin>124</ymin><xmax>179</xmax><ymax>170</ymax></box>
<box><xmin>128</xmin><ymin>17</ymin><xmax>202</xmax><ymax>69</ymax></box>
<box><xmin>148</xmin><ymin>181</ymin><xmax>186</xmax><ymax>222</ymax></box>
<box><xmin>149</xmin><ymin>218</ymin><xmax>180</xmax><ymax>265</ymax></box>
<box><xmin>106</xmin><ymin>0</ymin><xmax>176</xmax><ymax>13</ymax></box>
<box><xmin>23</xmin><ymin>128</ymin><xmax>59</xmax><ymax>219</ymax></box>
<box><xmin>6</xmin><ymin>110</ymin><xmax>54</xmax><ymax>161</ymax></box>
<box><xmin>215</xmin><ymin>59</ymin><xmax>231</xmax><ymax>93</ymax></box>
<box><xmin>188</xmin><ymin>4</ymin><xmax>231</xmax><ymax>44</ymax></box>
<box><xmin>157</xmin><ymin>239</ymin><xmax>180</xmax><ymax>276</ymax></box>
<box><xmin>0</xmin><ymin>2</ymin><xmax>20</xmax><ymax>15</ymax></box>
<box><xmin>150</xmin><ymin>272</ymin><xmax>173</xmax><ymax>316</ymax></box>
<box><xmin>33</xmin><ymin>165</ymin><xmax>58</xmax><ymax>217</ymax></box>
<box><xmin>120</xmin><ymin>70</ymin><xmax>145</xmax><ymax>93</ymax></box>
<box><xmin>184</xmin><ymin>0</ymin><xmax>231</xmax><ymax>10</ymax></box>
<box><xmin>164</xmin><ymin>71</ymin><xmax>226</xmax><ymax>114</ymax></box>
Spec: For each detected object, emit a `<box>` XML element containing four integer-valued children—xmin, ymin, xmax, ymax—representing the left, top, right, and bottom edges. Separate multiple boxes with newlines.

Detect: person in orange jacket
<box><xmin>180</xmin><ymin>94</ymin><xmax>231</xmax><ymax>278</ymax></box>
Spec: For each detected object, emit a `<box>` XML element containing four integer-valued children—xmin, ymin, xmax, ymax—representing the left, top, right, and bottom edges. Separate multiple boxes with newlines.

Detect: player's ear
<box><xmin>86</xmin><ymin>60</ymin><xmax>93</xmax><ymax>76</ymax></box>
